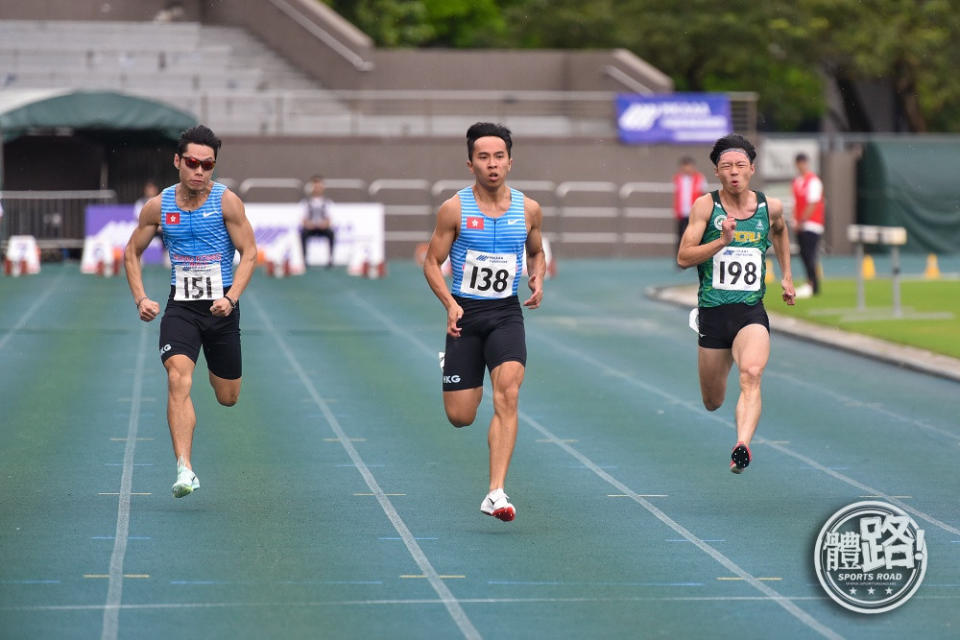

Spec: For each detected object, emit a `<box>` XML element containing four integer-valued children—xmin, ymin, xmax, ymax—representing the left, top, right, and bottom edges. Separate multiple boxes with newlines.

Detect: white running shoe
<box><xmin>172</xmin><ymin>463</ymin><xmax>199</xmax><ymax>498</ymax></box>
<box><xmin>795</xmin><ymin>283</ymin><xmax>813</xmax><ymax>299</ymax></box>
<box><xmin>480</xmin><ymin>488</ymin><xmax>516</xmax><ymax>522</ymax></box>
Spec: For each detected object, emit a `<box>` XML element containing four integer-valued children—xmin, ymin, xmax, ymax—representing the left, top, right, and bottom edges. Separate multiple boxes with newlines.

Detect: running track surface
<box><xmin>1</xmin><ymin>258</ymin><xmax>958</xmax><ymax>639</ymax></box>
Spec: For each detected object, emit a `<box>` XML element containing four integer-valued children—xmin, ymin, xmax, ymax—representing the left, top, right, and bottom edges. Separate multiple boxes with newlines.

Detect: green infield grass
<box><xmin>766</xmin><ymin>277</ymin><xmax>960</xmax><ymax>359</ymax></box>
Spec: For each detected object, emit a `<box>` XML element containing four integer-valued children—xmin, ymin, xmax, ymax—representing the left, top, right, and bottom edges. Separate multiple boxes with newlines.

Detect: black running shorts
<box><xmin>159</xmin><ymin>286</ymin><xmax>242</xmax><ymax>379</ymax></box>
<box><xmin>697</xmin><ymin>302</ymin><xmax>769</xmax><ymax>349</ymax></box>
<box><xmin>442</xmin><ymin>295</ymin><xmax>526</xmax><ymax>391</ymax></box>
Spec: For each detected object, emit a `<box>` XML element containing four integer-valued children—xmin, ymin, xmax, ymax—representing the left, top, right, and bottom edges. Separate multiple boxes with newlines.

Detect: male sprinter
<box><xmin>423</xmin><ymin>122</ymin><xmax>545</xmax><ymax>521</ymax></box>
<box><xmin>124</xmin><ymin>125</ymin><xmax>257</xmax><ymax>497</ymax></box>
<box><xmin>677</xmin><ymin>134</ymin><xmax>795</xmax><ymax>474</ymax></box>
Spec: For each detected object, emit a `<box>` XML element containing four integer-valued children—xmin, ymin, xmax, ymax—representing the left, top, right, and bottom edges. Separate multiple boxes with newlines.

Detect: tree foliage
<box><xmin>322</xmin><ymin>0</ymin><xmax>960</xmax><ymax>132</ymax></box>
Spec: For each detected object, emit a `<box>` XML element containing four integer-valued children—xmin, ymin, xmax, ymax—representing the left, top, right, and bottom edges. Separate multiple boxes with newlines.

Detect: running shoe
<box><xmin>730</xmin><ymin>442</ymin><xmax>752</xmax><ymax>474</ymax></box>
<box><xmin>480</xmin><ymin>488</ymin><xmax>516</xmax><ymax>522</ymax></box>
<box><xmin>172</xmin><ymin>463</ymin><xmax>199</xmax><ymax>498</ymax></box>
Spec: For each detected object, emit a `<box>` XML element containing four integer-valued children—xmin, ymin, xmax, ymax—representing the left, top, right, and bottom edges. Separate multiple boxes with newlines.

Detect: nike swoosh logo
<box><xmin>202</xmin><ymin>211</ymin><xmax>218</xmax><ymax>218</ymax></box>
<box><xmin>506</xmin><ymin>219</ymin><xmax>523</xmax><ymax>225</ymax></box>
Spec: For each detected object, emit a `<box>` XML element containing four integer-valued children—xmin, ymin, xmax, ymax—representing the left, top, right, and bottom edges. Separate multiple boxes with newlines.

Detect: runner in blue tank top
<box><xmin>124</xmin><ymin>125</ymin><xmax>258</xmax><ymax>498</ymax></box>
<box><xmin>677</xmin><ymin>134</ymin><xmax>796</xmax><ymax>474</ymax></box>
<box><xmin>424</xmin><ymin>123</ymin><xmax>546</xmax><ymax>522</ymax></box>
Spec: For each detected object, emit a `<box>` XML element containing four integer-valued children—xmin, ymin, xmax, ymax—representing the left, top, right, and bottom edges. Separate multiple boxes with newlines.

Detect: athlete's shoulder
<box><xmin>436</xmin><ymin>194</ymin><xmax>462</xmax><ymax>228</ymax></box>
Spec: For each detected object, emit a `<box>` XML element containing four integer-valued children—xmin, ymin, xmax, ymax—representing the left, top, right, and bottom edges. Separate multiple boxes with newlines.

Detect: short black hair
<box><xmin>709</xmin><ymin>134</ymin><xmax>756</xmax><ymax>166</ymax></box>
<box><xmin>680</xmin><ymin>156</ymin><xmax>695</xmax><ymax>165</ymax></box>
<box><xmin>466</xmin><ymin>122</ymin><xmax>512</xmax><ymax>159</ymax></box>
<box><xmin>177</xmin><ymin>124</ymin><xmax>222</xmax><ymax>158</ymax></box>
<box><xmin>795</xmin><ymin>152</ymin><xmax>809</xmax><ymax>163</ymax></box>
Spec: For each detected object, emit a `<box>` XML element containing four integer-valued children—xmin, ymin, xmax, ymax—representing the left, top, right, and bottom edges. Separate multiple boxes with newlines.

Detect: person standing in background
<box><xmin>673</xmin><ymin>157</ymin><xmax>706</xmax><ymax>259</ymax></box>
<box><xmin>300</xmin><ymin>175</ymin><xmax>336</xmax><ymax>268</ymax></box>
<box><xmin>792</xmin><ymin>153</ymin><xmax>825</xmax><ymax>298</ymax></box>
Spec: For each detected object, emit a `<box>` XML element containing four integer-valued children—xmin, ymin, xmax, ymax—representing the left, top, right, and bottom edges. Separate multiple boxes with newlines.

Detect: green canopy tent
<box><xmin>0</xmin><ymin>90</ymin><xmax>197</xmax><ymax>194</ymax></box>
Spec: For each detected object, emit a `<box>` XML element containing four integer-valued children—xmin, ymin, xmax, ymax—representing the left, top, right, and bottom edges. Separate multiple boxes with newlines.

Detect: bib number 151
<box><xmin>174</xmin><ymin>263</ymin><xmax>224</xmax><ymax>301</ymax></box>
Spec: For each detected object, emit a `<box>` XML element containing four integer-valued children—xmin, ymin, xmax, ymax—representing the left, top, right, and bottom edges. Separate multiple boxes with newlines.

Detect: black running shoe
<box><xmin>730</xmin><ymin>442</ymin><xmax>752</xmax><ymax>474</ymax></box>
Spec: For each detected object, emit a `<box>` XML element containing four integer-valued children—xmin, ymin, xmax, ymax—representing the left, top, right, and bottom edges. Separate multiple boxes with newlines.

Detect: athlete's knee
<box><xmin>739</xmin><ymin>365</ymin><xmax>764</xmax><ymax>390</ymax></box>
<box><xmin>445</xmin><ymin>408</ymin><xmax>476</xmax><ymax>428</ymax></box>
<box><xmin>493</xmin><ymin>382</ymin><xmax>521</xmax><ymax>413</ymax></box>
<box><xmin>166</xmin><ymin>366</ymin><xmax>193</xmax><ymax>396</ymax></box>
<box><xmin>215</xmin><ymin>389</ymin><xmax>239</xmax><ymax>407</ymax></box>
<box><xmin>702</xmin><ymin>396</ymin><xmax>723</xmax><ymax>412</ymax></box>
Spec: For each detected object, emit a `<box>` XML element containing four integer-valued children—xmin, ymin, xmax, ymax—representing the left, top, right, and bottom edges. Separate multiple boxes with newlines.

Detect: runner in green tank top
<box><xmin>677</xmin><ymin>134</ymin><xmax>796</xmax><ymax>474</ymax></box>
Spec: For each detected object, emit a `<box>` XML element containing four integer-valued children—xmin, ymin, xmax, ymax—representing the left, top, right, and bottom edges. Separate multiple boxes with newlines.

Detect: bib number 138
<box><xmin>460</xmin><ymin>250</ymin><xmax>516</xmax><ymax>298</ymax></box>
<box><xmin>174</xmin><ymin>263</ymin><xmax>224</xmax><ymax>301</ymax></box>
<box><xmin>712</xmin><ymin>247</ymin><xmax>762</xmax><ymax>292</ymax></box>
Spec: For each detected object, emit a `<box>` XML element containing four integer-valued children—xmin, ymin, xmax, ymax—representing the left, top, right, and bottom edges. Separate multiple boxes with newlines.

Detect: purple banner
<box><xmin>616</xmin><ymin>93</ymin><xmax>731</xmax><ymax>144</ymax></box>
<box><xmin>85</xmin><ymin>204</ymin><xmax>163</xmax><ymax>263</ymax></box>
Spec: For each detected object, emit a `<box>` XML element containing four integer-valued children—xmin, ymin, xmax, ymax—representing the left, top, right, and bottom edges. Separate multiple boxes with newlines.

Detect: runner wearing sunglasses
<box><xmin>124</xmin><ymin>124</ymin><xmax>258</xmax><ymax>498</ymax></box>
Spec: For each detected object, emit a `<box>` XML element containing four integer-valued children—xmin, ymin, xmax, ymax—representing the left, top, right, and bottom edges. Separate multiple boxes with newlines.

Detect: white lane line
<box><xmin>0</xmin><ymin>269</ymin><xmax>65</xmax><ymax>352</ymax></box>
<box><xmin>101</xmin><ymin>325</ymin><xmax>148</xmax><ymax>640</ymax></box>
<box><xmin>7</xmin><ymin>593</ymin><xmax>960</xmax><ymax>612</ymax></box>
<box><xmin>533</xmin><ymin>331</ymin><xmax>960</xmax><ymax>538</ymax></box>
<box><xmin>349</xmin><ymin>292</ymin><xmax>843</xmax><ymax>640</ymax></box>
<box><xmin>768</xmin><ymin>370</ymin><xmax>960</xmax><ymax>443</ymax></box>
<box><xmin>249</xmin><ymin>293</ymin><xmax>480</xmax><ymax>640</ymax></box>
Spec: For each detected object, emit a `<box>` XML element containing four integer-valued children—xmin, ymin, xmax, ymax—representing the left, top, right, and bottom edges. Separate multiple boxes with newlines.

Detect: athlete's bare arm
<box><xmin>424</xmin><ymin>196</ymin><xmax>464</xmax><ymax>337</ymax></box>
<box><xmin>124</xmin><ymin>195</ymin><xmax>163</xmax><ymax>322</ymax></box>
<box><xmin>677</xmin><ymin>193</ymin><xmax>736</xmax><ymax>269</ymax></box>
<box><xmin>214</xmin><ymin>189</ymin><xmax>258</xmax><ymax>317</ymax></box>
<box><xmin>767</xmin><ymin>197</ymin><xmax>796</xmax><ymax>305</ymax></box>
<box><xmin>523</xmin><ymin>197</ymin><xmax>545</xmax><ymax>309</ymax></box>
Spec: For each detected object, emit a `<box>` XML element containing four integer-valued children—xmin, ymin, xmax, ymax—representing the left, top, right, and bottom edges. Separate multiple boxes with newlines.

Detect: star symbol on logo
<box><xmin>885</xmin><ymin>587</ymin><xmax>894</xmax><ymax>595</ymax></box>
<box><xmin>867</xmin><ymin>588</ymin><xmax>875</xmax><ymax>595</ymax></box>
<box><xmin>849</xmin><ymin>587</ymin><xmax>857</xmax><ymax>595</ymax></box>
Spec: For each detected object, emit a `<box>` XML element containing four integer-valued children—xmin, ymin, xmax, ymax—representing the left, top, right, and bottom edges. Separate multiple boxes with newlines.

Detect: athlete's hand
<box><xmin>524</xmin><ymin>273</ymin><xmax>543</xmax><ymax>309</ymax></box>
<box><xmin>446</xmin><ymin>303</ymin><xmax>464</xmax><ymax>337</ymax></box>
<box><xmin>210</xmin><ymin>297</ymin><xmax>234</xmax><ymax>317</ymax></box>
<box><xmin>137</xmin><ymin>298</ymin><xmax>160</xmax><ymax>322</ymax></box>
<box><xmin>721</xmin><ymin>215</ymin><xmax>737</xmax><ymax>245</ymax></box>
<box><xmin>781</xmin><ymin>277</ymin><xmax>796</xmax><ymax>306</ymax></box>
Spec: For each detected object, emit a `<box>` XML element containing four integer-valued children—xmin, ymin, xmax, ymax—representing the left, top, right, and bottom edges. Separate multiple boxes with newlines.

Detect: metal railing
<box><xmin>232</xmin><ymin>177</ymin><xmax>675</xmax><ymax>253</ymax></box>
<box><xmin>0</xmin><ymin>190</ymin><xmax>117</xmax><ymax>249</ymax></box>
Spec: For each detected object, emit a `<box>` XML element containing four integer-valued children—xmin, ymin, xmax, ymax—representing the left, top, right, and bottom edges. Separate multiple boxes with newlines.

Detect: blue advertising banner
<box><xmin>616</xmin><ymin>93</ymin><xmax>731</xmax><ymax>144</ymax></box>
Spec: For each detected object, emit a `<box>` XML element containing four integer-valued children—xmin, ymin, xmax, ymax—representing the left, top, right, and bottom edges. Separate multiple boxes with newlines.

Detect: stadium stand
<box><xmin>0</xmin><ymin>1</ymin><xmax>777</xmax><ymax>259</ymax></box>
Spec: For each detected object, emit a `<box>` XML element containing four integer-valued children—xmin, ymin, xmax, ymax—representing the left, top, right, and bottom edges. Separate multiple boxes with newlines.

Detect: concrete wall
<box><xmin>821</xmin><ymin>149</ymin><xmax>859</xmax><ymax>255</ymax></box>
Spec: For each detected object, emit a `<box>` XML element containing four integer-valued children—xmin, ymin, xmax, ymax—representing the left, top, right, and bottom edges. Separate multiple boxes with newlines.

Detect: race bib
<box><xmin>174</xmin><ymin>262</ymin><xmax>224</xmax><ymax>301</ymax></box>
<box><xmin>460</xmin><ymin>250</ymin><xmax>516</xmax><ymax>298</ymax></box>
<box><xmin>712</xmin><ymin>247</ymin><xmax>762</xmax><ymax>291</ymax></box>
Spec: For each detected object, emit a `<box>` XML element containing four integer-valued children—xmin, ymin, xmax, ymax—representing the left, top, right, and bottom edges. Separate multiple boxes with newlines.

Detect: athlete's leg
<box><xmin>443</xmin><ymin>387</ymin><xmax>483</xmax><ymax>427</ymax></box>
<box><xmin>697</xmin><ymin>347</ymin><xmax>734</xmax><ymax>411</ymax></box>
<box><xmin>209</xmin><ymin>372</ymin><xmax>241</xmax><ymax>407</ymax></box>
<box><xmin>487</xmin><ymin>361</ymin><xmax>524</xmax><ymax>492</ymax></box>
<box><xmin>164</xmin><ymin>354</ymin><xmax>197</xmax><ymax>468</ymax></box>
<box><xmin>730</xmin><ymin>324</ymin><xmax>770</xmax><ymax>446</ymax></box>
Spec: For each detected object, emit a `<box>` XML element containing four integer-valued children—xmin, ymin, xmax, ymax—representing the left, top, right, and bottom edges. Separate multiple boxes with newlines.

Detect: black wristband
<box><xmin>224</xmin><ymin>295</ymin><xmax>237</xmax><ymax>309</ymax></box>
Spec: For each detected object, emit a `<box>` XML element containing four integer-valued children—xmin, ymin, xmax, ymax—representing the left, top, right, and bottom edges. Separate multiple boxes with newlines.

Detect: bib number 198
<box><xmin>712</xmin><ymin>247</ymin><xmax>762</xmax><ymax>292</ymax></box>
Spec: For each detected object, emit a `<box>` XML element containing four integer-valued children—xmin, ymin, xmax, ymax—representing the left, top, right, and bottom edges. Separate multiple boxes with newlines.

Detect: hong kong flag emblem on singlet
<box><xmin>166</xmin><ymin>212</ymin><xmax>180</xmax><ymax>225</ymax></box>
<box><xmin>466</xmin><ymin>216</ymin><xmax>484</xmax><ymax>230</ymax></box>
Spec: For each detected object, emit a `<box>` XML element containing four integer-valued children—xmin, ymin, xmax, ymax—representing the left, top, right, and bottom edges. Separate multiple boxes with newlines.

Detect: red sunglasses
<box><xmin>181</xmin><ymin>155</ymin><xmax>216</xmax><ymax>171</ymax></box>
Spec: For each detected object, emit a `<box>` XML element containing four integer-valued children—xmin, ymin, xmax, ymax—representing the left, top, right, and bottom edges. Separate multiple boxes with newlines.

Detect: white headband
<box><xmin>717</xmin><ymin>148</ymin><xmax>750</xmax><ymax>162</ymax></box>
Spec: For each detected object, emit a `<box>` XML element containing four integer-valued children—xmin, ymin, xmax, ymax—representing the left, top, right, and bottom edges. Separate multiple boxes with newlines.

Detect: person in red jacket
<box><xmin>792</xmin><ymin>153</ymin><xmax>825</xmax><ymax>297</ymax></box>
<box><xmin>673</xmin><ymin>156</ymin><xmax>706</xmax><ymax>259</ymax></box>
